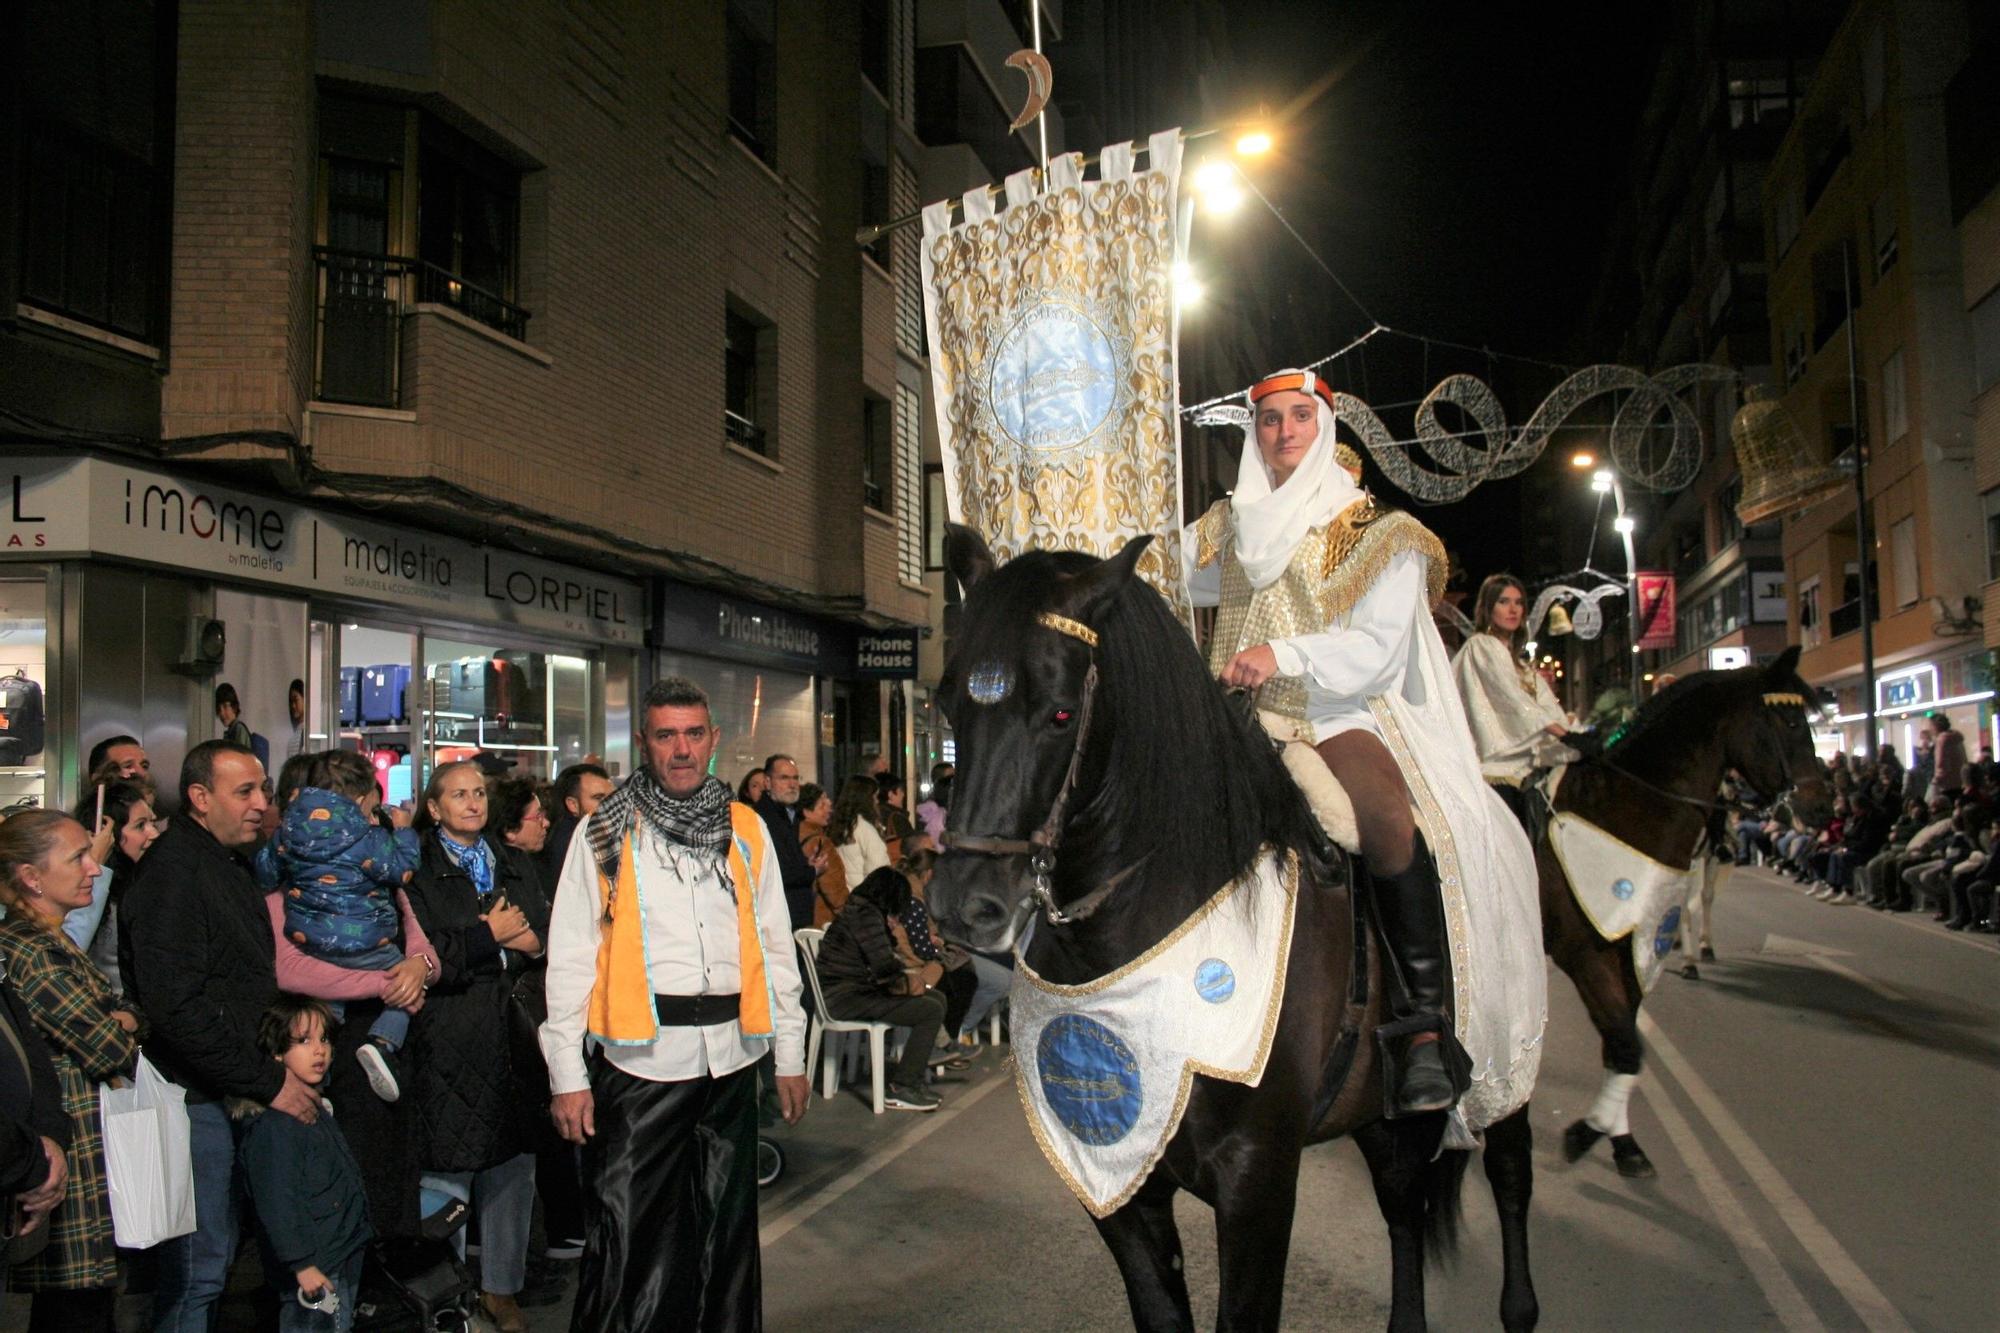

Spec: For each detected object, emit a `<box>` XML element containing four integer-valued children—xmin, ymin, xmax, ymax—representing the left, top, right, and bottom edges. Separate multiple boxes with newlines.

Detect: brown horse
<box><xmin>929</xmin><ymin>527</ymin><xmax>1540</xmax><ymax>1332</ymax></box>
<box><xmin>1537</xmin><ymin>646</ymin><xmax>1833</xmax><ymax>1177</ymax></box>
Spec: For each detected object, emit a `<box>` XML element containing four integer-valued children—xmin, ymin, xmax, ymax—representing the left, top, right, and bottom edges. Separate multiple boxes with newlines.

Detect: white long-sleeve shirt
<box><xmin>835</xmin><ymin>818</ymin><xmax>890</xmax><ymax>888</ymax></box>
<box><xmin>539</xmin><ymin>816</ymin><xmax>806</xmax><ymax>1095</ymax></box>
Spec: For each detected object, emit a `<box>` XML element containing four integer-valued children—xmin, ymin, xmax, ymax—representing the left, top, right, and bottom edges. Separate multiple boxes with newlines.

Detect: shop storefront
<box><xmin>650</xmin><ymin>583</ymin><xmax>919</xmax><ymax>793</ymax></box>
<box><xmin>1810</xmin><ymin>648</ymin><xmax>1997</xmax><ymax>763</ymax></box>
<box><xmin>0</xmin><ymin>455</ymin><xmax>643</xmax><ymax>813</ymax></box>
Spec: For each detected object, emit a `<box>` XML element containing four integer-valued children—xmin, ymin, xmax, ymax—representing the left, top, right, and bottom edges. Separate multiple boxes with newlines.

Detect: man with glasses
<box><xmin>753</xmin><ymin>753</ymin><xmax>824</xmax><ymax>931</ymax></box>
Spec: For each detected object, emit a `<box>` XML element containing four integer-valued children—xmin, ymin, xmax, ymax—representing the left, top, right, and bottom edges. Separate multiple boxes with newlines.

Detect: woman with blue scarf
<box><xmin>404</xmin><ymin>760</ymin><xmax>551</xmax><ymax>1333</ymax></box>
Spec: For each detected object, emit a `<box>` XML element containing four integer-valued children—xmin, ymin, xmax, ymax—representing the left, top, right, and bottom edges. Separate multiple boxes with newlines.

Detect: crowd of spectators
<box><xmin>1730</xmin><ymin>712</ymin><xmax>1999</xmax><ymax>930</ymax></box>
<box><xmin>0</xmin><ymin>730</ymin><xmax>975</xmax><ymax>1328</ymax></box>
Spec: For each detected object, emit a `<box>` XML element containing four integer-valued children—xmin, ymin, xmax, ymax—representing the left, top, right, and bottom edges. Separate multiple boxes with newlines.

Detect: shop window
<box><xmin>333</xmin><ymin>623</ymin><xmax>420</xmax><ymax>807</ymax></box>
<box><xmin>725</xmin><ymin>302</ymin><xmax>774</xmax><ymax>456</ymax></box>
<box><xmin>422</xmin><ymin>637</ymin><xmax>595</xmax><ymax>784</ymax></box>
<box><xmin>862</xmin><ymin>392</ymin><xmax>892</xmax><ymax>512</ymax></box>
<box><xmin>0</xmin><ymin>581</ymin><xmax>50</xmax><ymax>814</ymax></box>
<box><xmin>1881</xmin><ymin>347</ymin><xmax>1907</xmax><ymax>442</ymax></box>
<box><xmin>727</xmin><ymin>0</ymin><xmax>777</xmax><ymax>164</ymax></box>
<box><xmin>1890</xmin><ymin>515</ymin><xmax>1918</xmax><ymax>608</ymax></box>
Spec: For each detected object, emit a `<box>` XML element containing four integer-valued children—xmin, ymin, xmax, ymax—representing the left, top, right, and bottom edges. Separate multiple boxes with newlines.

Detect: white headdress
<box><xmin>1229</xmin><ymin>368</ymin><xmax>1366</xmax><ymax>589</ymax></box>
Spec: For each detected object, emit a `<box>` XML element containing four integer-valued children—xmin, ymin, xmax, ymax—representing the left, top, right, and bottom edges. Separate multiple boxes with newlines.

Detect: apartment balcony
<box><xmin>312</xmin><ymin>247</ymin><xmax>531</xmax><ymax>408</ymax></box>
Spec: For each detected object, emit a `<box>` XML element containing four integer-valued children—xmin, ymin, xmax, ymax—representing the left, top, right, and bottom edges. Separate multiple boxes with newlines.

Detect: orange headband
<box><xmin>1248</xmin><ymin>370</ymin><xmax>1337</xmax><ymax>410</ymax></box>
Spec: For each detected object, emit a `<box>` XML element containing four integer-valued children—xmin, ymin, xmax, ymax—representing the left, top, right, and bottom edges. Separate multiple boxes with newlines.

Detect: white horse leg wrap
<box><xmin>1586</xmin><ymin>1071</ymin><xmax>1637</xmax><ymax>1137</ymax></box>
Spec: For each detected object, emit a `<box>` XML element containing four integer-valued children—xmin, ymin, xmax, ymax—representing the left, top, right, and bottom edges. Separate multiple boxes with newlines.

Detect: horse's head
<box><xmin>1721</xmin><ymin>645</ymin><xmax>1834</xmax><ymax>826</ymax></box>
<box><xmin>927</xmin><ymin>524</ymin><xmax>1153</xmax><ymax>951</ymax></box>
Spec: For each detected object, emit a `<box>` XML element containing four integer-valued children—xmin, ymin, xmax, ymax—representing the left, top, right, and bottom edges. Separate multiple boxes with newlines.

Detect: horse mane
<box><xmin>1601</xmin><ymin>669</ymin><xmax>1738</xmax><ymax>754</ymax></box>
<box><xmin>965</xmin><ymin>550</ymin><xmax>1323</xmax><ymax>902</ymax></box>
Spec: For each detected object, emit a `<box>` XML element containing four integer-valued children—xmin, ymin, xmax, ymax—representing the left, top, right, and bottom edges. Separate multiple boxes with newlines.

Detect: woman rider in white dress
<box><xmin>1451</xmin><ymin>575</ymin><xmax>1570</xmax><ymax>838</ymax></box>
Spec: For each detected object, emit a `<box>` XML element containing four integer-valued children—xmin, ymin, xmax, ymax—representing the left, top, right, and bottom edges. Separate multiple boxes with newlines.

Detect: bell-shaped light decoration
<box><xmin>1732</xmin><ymin>385</ymin><xmax>1847</xmax><ymax>525</ymax></box>
<box><xmin>1545</xmin><ymin>603</ymin><xmax>1574</xmax><ymax>636</ymax></box>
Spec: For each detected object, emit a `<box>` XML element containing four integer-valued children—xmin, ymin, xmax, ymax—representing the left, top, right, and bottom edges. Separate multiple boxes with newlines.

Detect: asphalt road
<box><xmin>726</xmin><ymin>865</ymin><xmax>1993</xmax><ymax>1331</ymax></box>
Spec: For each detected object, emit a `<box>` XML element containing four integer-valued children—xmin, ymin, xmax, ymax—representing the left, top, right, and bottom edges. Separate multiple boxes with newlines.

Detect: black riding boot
<box><xmin>1370</xmin><ymin>831</ymin><xmax>1466</xmax><ymax>1117</ymax></box>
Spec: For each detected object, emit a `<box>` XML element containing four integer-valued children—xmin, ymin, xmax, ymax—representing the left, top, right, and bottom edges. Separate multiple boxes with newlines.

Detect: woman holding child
<box><xmin>403</xmin><ymin>760</ymin><xmax>550</xmax><ymax>1333</ymax></box>
<box><xmin>0</xmin><ymin>810</ymin><xmax>145</xmax><ymax>1332</ymax></box>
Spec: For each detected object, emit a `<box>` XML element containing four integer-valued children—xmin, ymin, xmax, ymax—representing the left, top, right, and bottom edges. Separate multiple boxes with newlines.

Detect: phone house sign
<box><xmin>4</xmin><ymin>456</ymin><xmax>645</xmax><ymax>644</ymax></box>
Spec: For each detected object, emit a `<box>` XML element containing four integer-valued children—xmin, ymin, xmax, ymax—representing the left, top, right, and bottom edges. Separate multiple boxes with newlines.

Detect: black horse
<box><xmin>1538</xmin><ymin>645</ymin><xmax>1833</xmax><ymax>1177</ymax></box>
<box><xmin>929</xmin><ymin>527</ymin><xmax>1540</xmax><ymax>1333</ymax></box>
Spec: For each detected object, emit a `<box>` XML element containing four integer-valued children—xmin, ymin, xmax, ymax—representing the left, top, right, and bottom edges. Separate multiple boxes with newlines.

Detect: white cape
<box><xmin>1548</xmin><ymin>812</ymin><xmax>1694</xmax><ymax>993</ymax></box>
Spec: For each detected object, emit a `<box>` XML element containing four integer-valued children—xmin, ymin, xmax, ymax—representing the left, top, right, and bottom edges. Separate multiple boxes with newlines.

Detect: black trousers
<box><xmin>574</xmin><ymin>1060</ymin><xmax>761</xmax><ymax>1333</ymax></box>
<box><xmin>822</xmin><ymin>985</ymin><xmax>946</xmax><ymax>1086</ymax></box>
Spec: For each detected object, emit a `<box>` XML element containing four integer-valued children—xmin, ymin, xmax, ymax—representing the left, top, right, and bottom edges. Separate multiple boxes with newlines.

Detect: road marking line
<box><xmin>759</xmin><ymin>1066</ymin><xmax>1013</xmax><ymax>1247</ymax></box>
<box><xmin>1640</xmin><ymin>1012</ymin><xmax>1914</xmax><ymax>1333</ymax></box>
<box><xmin>1632</xmin><ymin>1080</ymin><xmax>1817</xmax><ymax>1330</ymax></box>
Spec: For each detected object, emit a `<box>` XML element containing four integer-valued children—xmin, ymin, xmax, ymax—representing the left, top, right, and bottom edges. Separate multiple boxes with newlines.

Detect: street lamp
<box><xmin>1234</xmin><ymin>130</ymin><xmax>1274</xmax><ymax>157</ymax></box>
<box><xmin>1570</xmin><ymin>450</ymin><xmax>1596</xmax><ymax>469</ymax></box>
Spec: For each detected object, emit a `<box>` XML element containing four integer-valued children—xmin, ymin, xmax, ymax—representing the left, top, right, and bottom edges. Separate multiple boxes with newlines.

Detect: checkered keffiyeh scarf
<box><xmin>586</xmin><ymin>767</ymin><xmax>733</xmax><ymax>888</ymax></box>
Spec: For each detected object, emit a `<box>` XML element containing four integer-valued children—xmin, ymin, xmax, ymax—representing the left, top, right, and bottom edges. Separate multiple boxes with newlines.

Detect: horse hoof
<box><xmin>1679</xmin><ymin>963</ymin><xmax>1700</xmax><ymax>980</ymax></box>
<box><xmin>1610</xmin><ymin>1134</ymin><xmax>1656</xmax><ymax>1179</ymax></box>
<box><xmin>1562</xmin><ymin>1119</ymin><xmax>1603</xmax><ymax>1163</ymax></box>
<box><xmin>1699</xmin><ymin>946</ymin><xmax>1716</xmax><ymax>962</ymax></box>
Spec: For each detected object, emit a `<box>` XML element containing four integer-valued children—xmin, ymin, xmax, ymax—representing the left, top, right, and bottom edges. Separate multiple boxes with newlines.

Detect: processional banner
<box><xmin>919</xmin><ymin>128</ymin><xmax>1191</xmax><ymax>624</ymax></box>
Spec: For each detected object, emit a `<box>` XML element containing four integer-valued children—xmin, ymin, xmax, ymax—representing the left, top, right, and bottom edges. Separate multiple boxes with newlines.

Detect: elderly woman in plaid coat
<box><xmin>0</xmin><ymin>811</ymin><xmax>145</xmax><ymax>1331</ymax></box>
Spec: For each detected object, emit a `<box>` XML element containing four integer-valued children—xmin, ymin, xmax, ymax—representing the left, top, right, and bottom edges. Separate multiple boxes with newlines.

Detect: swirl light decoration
<box><xmin>1193</xmin><ymin>363</ymin><xmax>1738</xmax><ymax>504</ymax></box>
<box><xmin>1526</xmin><ymin>582</ymin><xmax>1625</xmax><ymax>643</ymax></box>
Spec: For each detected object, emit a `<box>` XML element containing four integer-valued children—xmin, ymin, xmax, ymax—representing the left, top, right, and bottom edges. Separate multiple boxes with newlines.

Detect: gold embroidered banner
<box><xmin>920</xmin><ymin>129</ymin><xmax>1191</xmax><ymax>624</ymax></box>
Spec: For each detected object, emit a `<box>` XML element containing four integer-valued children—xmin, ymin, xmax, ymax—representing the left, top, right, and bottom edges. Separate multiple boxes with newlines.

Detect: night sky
<box><xmin>1178</xmin><ymin>1</ymin><xmax>1664</xmax><ymax>584</ymax></box>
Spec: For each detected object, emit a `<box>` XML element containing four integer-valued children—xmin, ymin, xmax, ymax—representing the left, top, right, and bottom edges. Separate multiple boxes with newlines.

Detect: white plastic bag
<box><xmin>99</xmin><ymin>1053</ymin><xmax>196</xmax><ymax>1248</ymax></box>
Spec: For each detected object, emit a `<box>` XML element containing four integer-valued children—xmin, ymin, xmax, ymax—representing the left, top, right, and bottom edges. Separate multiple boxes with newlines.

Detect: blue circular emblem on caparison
<box><xmin>1194</xmin><ymin>958</ymin><xmax>1236</xmax><ymax>1004</ymax></box>
<box><xmin>1653</xmin><ymin>906</ymin><xmax>1683</xmax><ymax>958</ymax></box>
<box><xmin>989</xmin><ymin>301</ymin><xmax>1118</xmax><ymax>454</ymax></box>
<box><xmin>1612</xmin><ymin>878</ymin><xmax>1636</xmax><ymax>901</ymax></box>
<box><xmin>1036</xmin><ymin>1014</ymin><xmax>1142</xmax><ymax>1146</ymax></box>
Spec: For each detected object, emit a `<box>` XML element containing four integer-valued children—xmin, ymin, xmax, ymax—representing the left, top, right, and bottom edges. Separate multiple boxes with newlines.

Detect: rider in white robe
<box><xmin>1453</xmin><ymin>574</ymin><xmax>1571</xmax><ymax>834</ymax></box>
<box><xmin>1181</xmin><ymin>369</ymin><xmax>1544</xmax><ymax>1128</ymax></box>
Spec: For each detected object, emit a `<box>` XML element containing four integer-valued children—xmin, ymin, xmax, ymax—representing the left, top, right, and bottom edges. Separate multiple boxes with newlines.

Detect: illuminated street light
<box><xmin>1234</xmin><ymin>130</ymin><xmax>1274</xmax><ymax>157</ymax></box>
<box><xmin>1591</xmin><ymin>468</ymin><xmax>1614</xmax><ymax>494</ymax></box>
<box><xmin>1191</xmin><ymin>160</ymin><xmax>1248</xmax><ymax>216</ymax></box>
<box><xmin>1172</xmin><ymin>262</ymin><xmax>1205</xmax><ymax>308</ymax></box>
<box><xmin>1613</xmin><ymin>514</ymin><xmax>1636</xmax><ymax>535</ymax></box>
<box><xmin>1570</xmin><ymin>450</ymin><xmax>1596</xmax><ymax>469</ymax></box>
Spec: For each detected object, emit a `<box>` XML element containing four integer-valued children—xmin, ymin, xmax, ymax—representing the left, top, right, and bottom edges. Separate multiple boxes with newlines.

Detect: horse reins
<box><xmin>1582</xmin><ymin>690</ymin><xmax>1824</xmax><ymax>817</ymax></box>
<box><xmin>941</xmin><ymin>611</ymin><xmax>1130</xmax><ymax>926</ymax></box>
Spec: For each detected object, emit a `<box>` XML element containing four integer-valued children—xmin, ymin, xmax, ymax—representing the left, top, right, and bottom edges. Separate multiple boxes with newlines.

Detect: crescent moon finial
<box><xmin>1005</xmin><ymin>49</ymin><xmax>1054</xmax><ymax>132</ymax></box>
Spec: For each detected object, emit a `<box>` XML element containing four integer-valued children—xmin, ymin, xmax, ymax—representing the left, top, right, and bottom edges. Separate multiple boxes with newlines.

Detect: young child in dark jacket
<box><xmin>236</xmin><ymin>996</ymin><xmax>373</xmax><ymax>1332</ymax></box>
<box><xmin>256</xmin><ymin>750</ymin><xmax>423</xmax><ymax>1102</ymax></box>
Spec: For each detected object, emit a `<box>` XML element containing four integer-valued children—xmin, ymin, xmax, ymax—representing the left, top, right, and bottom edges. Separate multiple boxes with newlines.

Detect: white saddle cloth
<box><xmin>1010</xmin><ymin>850</ymin><xmax>1299</xmax><ymax>1218</ymax></box>
<box><xmin>1548</xmin><ymin>812</ymin><xmax>1695</xmax><ymax>993</ymax></box>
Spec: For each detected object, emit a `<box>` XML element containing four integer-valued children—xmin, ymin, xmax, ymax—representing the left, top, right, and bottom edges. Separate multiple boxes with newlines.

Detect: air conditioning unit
<box><xmin>174</xmin><ymin>617</ymin><xmax>227</xmax><ymax>675</ymax></box>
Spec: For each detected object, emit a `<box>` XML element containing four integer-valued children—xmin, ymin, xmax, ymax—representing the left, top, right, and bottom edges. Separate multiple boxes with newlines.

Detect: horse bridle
<box><xmin>940</xmin><ymin>611</ymin><xmax>1129</xmax><ymax>926</ymax></box>
<box><xmin>1586</xmin><ymin>690</ymin><xmax>1823</xmax><ymax>816</ymax></box>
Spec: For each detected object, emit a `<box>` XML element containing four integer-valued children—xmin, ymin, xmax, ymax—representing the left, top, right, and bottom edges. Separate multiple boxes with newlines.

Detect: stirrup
<box><xmin>1374</xmin><ymin>1013</ymin><xmax>1469</xmax><ymax>1119</ymax></box>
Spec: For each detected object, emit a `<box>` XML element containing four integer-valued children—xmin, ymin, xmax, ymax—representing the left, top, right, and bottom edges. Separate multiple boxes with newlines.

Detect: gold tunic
<box><xmin>1195</xmin><ymin>495</ymin><xmax>1447</xmax><ymax>722</ymax></box>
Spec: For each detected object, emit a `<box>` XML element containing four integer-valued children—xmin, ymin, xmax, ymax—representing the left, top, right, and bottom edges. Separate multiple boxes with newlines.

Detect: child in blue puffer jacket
<box><xmin>257</xmin><ymin>749</ymin><xmax>422</xmax><ymax>1103</ymax></box>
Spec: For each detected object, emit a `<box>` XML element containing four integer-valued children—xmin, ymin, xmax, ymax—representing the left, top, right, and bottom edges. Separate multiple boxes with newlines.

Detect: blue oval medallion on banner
<box><xmin>1194</xmin><ymin>958</ymin><xmax>1236</xmax><ymax>1004</ymax></box>
<box><xmin>988</xmin><ymin>301</ymin><xmax>1118</xmax><ymax>455</ymax></box>
<box><xmin>1653</xmin><ymin>905</ymin><xmax>1682</xmax><ymax>958</ymax></box>
<box><xmin>1036</xmin><ymin>1014</ymin><xmax>1142</xmax><ymax>1146</ymax></box>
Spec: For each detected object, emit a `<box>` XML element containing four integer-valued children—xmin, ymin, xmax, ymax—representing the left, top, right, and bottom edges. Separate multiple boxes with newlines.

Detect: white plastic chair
<box><xmin>795</xmin><ymin>927</ymin><xmax>896</xmax><ymax>1115</ymax></box>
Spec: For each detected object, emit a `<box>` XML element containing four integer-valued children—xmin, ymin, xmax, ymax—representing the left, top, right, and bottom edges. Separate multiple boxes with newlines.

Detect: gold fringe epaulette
<box><xmin>1314</xmin><ymin>502</ymin><xmax>1447</xmax><ymax>623</ymax></box>
<box><xmin>1193</xmin><ymin>499</ymin><xmax>1232</xmax><ymax>569</ymax></box>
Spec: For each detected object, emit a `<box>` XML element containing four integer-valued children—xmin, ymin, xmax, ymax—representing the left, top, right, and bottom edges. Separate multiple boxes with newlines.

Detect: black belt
<box><xmin>653</xmin><ymin>993</ymin><xmax>740</xmax><ymax>1027</ymax></box>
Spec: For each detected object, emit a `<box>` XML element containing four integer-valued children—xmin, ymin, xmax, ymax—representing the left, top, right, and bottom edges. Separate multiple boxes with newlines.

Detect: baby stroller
<box><xmin>350</xmin><ymin>1238</ymin><xmax>486</xmax><ymax>1331</ymax></box>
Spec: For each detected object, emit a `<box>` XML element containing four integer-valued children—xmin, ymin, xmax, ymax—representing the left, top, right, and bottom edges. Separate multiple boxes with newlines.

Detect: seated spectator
<box><xmin>1802</xmin><ymin>799</ymin><xmax>1847</xmax><ymax>894</ymax></box>
<box><xmin>898</xmin><ymin>847</ymin><xmax>1009</xmax><ymax>1051</ymax></box>
<box><xmin>1940</xmin><ymin>805</ymin><xmax>1993</xmax><ymax>931</ymax></box>
<box><xmin>736</xmin><ymin>768</ymin><xmax>769</xmax><ymax>806</ymax></box>
<box><xmin>797</xmin><ymin>783</ymin><xmax>849</xmax><ymax>928</ymax></box>
<box><xmin>255</xmin><ymin>750</ymin><xmax>425</xmax><ymax>1104</ymax></box>
<box><xmin>876</xmin><ymin>773</ymin><xmax>916</xmax><ymax>861</ymax></box>
<box><xmin>915</xmin><ymin>763</ymin><xmax>952</xmax><ymax>839</ymax></box>
<box><xmin>1823</xmin><ymin>794</ymin><xmax>1889</xmax><ymax>904</ymax></box>
<box><xmin>829</xmin><ymin>776</ymin><xmax>890</xmax><ymax>888</ymax></box>
<box><xmin>816</xmin><ymin>867</ymin><xmax>947</xmax><ymax>1112</ymax></box>
<box><xmin>235</xmin><ymin>996</ymin><xmax>373</xmax><ymax>1332</ymax></box>
<box><xmin>1860</xmin><ymin>799</ymin><xmax>1929</xmax><ymax>908</ymax></box>
<box><xmin>1906</xmin><ymin>799</ymin><xmax>1985</xmax><ymax>918</ymax></box>
<box><xmin>0</xmin><ymin>811</ymin><xmax>145</xmax><ymax>1331</ymax></box>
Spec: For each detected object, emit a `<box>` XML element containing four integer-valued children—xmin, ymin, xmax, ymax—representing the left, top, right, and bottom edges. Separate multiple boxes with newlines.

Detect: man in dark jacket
<box><xmin>124</xmin><ymin>740</ymin><xmax>315</xmax><ymax>1328</ymax></box>
<box><xmin>0</xmin><ymin>971</ymin><xmax>70</xmax><ymax>1309</ymax></box>
<box><xmin>539</xmin><ymin>762</ymin><xmax>612</xmax><ymax>891</ymax></box>
<box><xmin>753</xmin><ymin>753</ymin><xmax>823</xmax><ymax>930</ymax></box>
